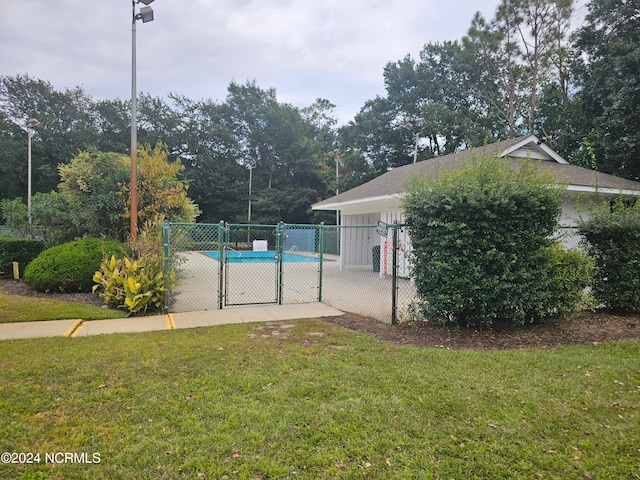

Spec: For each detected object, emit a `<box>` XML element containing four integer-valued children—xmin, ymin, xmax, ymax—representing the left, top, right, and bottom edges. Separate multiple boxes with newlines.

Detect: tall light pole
<box><xmin>131</xmin><ymin>0</ymin><xmax>155</xmax><ymax>242</ymax></box>
<box><xmin>248</xmin><ymin>164</ymin><xmax>254</xmax><ymax>224</ymax></box>
<box><xmin>26</xmin><ymin>118</ymin><xmax>41</xmax><ymax>224</ymax></box>
<box><xmin>329</xmin><ymin>149</ymin><xmax>341</xmax><ymax>226</ymax></box>
<box><xmin>247</xmin><ymin>162</ymin><xmax>254</xmax><ymax>244</ymax></box>
<box><xmin>406</xmin><ymin>117</ymin><xmax>425</xmax><ymax>164</ymax></box>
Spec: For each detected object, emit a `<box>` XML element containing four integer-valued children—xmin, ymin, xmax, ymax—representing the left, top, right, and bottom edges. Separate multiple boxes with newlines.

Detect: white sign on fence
<box><xmin>252</xmin><ymin>240</ymin><xmax>268</xmax><ymax>251</ymax></box>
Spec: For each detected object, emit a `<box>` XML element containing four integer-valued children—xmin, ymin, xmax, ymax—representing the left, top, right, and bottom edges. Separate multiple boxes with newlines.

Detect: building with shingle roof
<box><xmin>312</xmin><ymin>135</ymin><xmax>640</xmax><ymax>273</ymax></box>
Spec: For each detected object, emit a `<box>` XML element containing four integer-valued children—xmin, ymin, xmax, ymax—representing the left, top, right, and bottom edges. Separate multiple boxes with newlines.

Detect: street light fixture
<box><xmin>130</xmin><ymin>0</ymin><xmax>155</xmax><ymax>242</ymax></box>
<box><xmin>138</xmin><ymin>6</ymin><xmax>154</xmax><ymax>22</ymax></box>
<box><xmin>406</xmin><ymin>117</ymin><xmax>425</xmax><ymax>164</ymax></box>
<box><xmin>26</xmin><ymin>118</ymin><xmax>42</xmax><ymax>224</ymax></box>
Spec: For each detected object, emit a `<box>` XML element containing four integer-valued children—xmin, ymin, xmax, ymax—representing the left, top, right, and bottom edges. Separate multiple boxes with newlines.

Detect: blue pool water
<box><xmin>205</xmin><ymin>251</ymin><xmax>326</xmax><ymax>263</ymax></box>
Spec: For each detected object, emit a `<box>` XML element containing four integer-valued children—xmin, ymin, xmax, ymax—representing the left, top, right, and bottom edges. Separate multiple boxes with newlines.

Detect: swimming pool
<box><xmin>204</xmin><ymin>251</ymin><xmax>327</xmax><ymax>263</ymax></box>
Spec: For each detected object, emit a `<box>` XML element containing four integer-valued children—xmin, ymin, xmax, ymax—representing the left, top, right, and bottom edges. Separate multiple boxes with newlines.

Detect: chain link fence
<box><xmin>164</xmin><ymin>221</ymin><xmax>413</xmax><ymax>324</ymax></box>
<box><xmin>164</xmin><ymin>222</ymin><xmax>584</xmax><ymax>324</ymax></box>
<box><xmin>556</xmin><ymin>225</ymin><xmax>582</xmax><ymax>249</ymax></box>
<box><xmin>163</xmin><ymin>222</ymin><xmax>223</xmax><ymax>313</ymax></box>
<box><xmin>319</xmin><ymin>223</ymin><xmax>415</xmax><ymax>324</ymax></box>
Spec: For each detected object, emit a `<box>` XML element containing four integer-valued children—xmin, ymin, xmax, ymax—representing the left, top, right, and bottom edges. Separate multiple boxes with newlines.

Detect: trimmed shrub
<box><xmin>24</xmin><ymin>238</ymin><xmax>126</xmax><ymax>293</ymax></box>
<box><xmin>0</xmin><ymin>236</ymin><xmax>44</xmax><ymax>277</ymax></box>
<box><xmin>403</xmin><ymin>153</ymin><xmax>584</xmax><ymax>327</ymax></box>
<box><xmin>578</xmin><ymin>200</ymin><xmax>640</xmax><ymax>311</ymax></box>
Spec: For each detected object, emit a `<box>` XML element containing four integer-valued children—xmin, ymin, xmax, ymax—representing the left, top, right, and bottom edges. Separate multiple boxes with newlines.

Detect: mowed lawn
<box><xmin>0</xmin><ymin>287</ymin><xmax>123</xmax><ymax>323</ymax></box>
<box><xmin>0</xmin><ymin>319</ymin><xmax>638</xmax><ymax>479</ymax></box>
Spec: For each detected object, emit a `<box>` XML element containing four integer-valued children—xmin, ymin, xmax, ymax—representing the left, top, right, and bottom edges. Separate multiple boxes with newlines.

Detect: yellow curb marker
<box><xmin>165</xmin><ymin>314</ymin><xmax>176</xmax><ymax>330</ymax></box>
<box><xmin>63</xmin><ymin>319</ymin><xmax>86</xmax><ymax>338</ymax></box>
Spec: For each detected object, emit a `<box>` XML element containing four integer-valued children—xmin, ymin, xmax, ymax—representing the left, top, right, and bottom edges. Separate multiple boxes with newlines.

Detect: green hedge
<box><xmin>403</xmin><ymin>154</ymin><xmax>592</xmax><ymax>327</ymax></box>
<box><xmin>579</xmin><ymin>200</ymin><xmax>640</xmax><ymax>311</ymax></box>
<box><xmin>0</xmin><ymin>236</ymin><xmax>44</xmax><ymax>277</ymax></box>
<box><xmin>24</xmin><ymin>238</ymin><xmax>126</xmax><ymax>293</ymax></box>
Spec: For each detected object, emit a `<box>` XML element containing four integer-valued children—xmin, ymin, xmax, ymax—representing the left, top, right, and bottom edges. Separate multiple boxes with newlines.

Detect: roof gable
<box><xmin>500</xmin><ymin>136</ymin><xmax>568</xmax><ymax>164</ymax></box>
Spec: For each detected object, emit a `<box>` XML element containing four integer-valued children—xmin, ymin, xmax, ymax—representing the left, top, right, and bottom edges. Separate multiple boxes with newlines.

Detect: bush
<box><xmin>0</xmin><ymin>236</ymin><xmax>44</xmax><ymax>277</ymax></box>
<box><xmin>2</xmin><ymin>194</ymin><xmax>85</xmax><ymax>248</ymax></box>
<box><xmin>538</xmin><ymin>244</ymin><xmax>595</xmax><ymax>317</ymax></box>
<box><xmin>24</xmin><ymin>238</ymin><xmax>126</xmax><ymax>293</ymax></box>
<box><xmin>93</xmin><ymin>254</ymin><xmax>175</xmax><ymax>316</ymax></box>
<box><xmin>403</xmin><ymin>153</ymin><xmax>575</xmax><ymax>327</ymax></box>
<box><xmin>578</xmin><ymin>199</ymin><xmax>640</xmax><ymax>311</ymax></box>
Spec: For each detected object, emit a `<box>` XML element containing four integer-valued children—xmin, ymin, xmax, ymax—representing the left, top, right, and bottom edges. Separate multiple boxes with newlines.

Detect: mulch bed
<box><xmin>323</xmin><ymin>311</ymin><xmax>640</xmax><ymax>350</ymax></box>
<box><xmin>0</xmin><ymin>277</ymin><xmax>104</xmax><ymax>307</ymax></box>
<box><xmin>2</xmin><ymin>277</ymin><xmax>639</xmax><ymax>350</ymax></box>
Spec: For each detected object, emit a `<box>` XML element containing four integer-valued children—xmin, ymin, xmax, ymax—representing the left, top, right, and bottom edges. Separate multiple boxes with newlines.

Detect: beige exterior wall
<box><xmin>340</xmin><ymin>213</ymin><xmax>380</xmax><ymax>269</ymax></box>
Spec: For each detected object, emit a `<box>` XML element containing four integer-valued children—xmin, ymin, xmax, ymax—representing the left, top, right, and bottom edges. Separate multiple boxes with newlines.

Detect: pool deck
<box><xmin>170</xmin><ymin>251</ymin><xmax>416</xmax><ymax>324</ymax></box>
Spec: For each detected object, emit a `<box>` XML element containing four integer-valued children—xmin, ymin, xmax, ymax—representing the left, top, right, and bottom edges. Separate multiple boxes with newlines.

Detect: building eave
<box><xmin>566</xmin><ymin>185</ymin><xmax>640</xmax><ymax>196</ymax></box>
<box><xmin>312</xmin><ymin>194</ymin><xmax>401</xmax><ymax>211</ymax></box>
<box><xmin>313</xmin><ymin>185</ymin><xmax>640</xmax><ymax>212</ymax></box>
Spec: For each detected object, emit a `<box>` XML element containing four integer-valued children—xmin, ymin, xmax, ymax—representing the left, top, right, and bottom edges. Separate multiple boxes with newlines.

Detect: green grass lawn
<box><xmin>0</xmin><ymin>319</ymin><xmax>638</xmax><ymax>479</ymax></box>
<box><xmin>0</xmin><ymin>287</ymin><xmax>123</xmax><ymax>323</ymax></box>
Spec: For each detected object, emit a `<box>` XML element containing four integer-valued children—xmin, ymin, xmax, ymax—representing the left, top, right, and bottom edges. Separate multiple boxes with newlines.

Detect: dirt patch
<box><xmin>3</xmin><ymin>277</ymin><xmax>639</xmax><ymax>350</ymax></box>
<box><xmin>321</xmin><ymin>311</ymin><xmax>640</xmax><ymax>350</ymax></box>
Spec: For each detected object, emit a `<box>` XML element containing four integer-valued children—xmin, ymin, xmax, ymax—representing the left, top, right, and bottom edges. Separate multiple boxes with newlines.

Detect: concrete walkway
<box><xmin>0</xmin><ymin>303</ymin><xmax>344</xmax><ymax>340</ymax></box>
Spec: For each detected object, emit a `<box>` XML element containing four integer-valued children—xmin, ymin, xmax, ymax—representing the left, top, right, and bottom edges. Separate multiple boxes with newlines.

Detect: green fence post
<box><xmin>318</xmin><ymin>222</ymin><xmax>324</xmax><ymax>302</ymax></box>
<box><xmin>391</xmin><ymin>221</ymin><xmax>398</xmax><ymax>325</ymax></box>
<box><xmin>277</xmin><ymin>221</ymin><xmax>285</xmax><ymax>305</ymax></box>
<box><xmin>162</xmin><ymin>219</ymin><xmax>171</xmax><ymax>313</ymax></box>
<box><xmin>218</xmin><ymin>220</ymin><xmax>225</xmax><ymax>309</ymax></box>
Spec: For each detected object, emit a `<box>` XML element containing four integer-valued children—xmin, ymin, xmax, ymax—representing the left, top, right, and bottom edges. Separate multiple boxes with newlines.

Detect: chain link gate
<box><xmin>223</xmin><ymin>223</ymin><xmax>283</xmax><ymax>306</ymax></box>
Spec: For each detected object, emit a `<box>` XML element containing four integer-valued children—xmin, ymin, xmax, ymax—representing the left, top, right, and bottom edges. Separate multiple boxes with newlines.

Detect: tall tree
<box><xmin>0</xmin><ymin>112</ymin><xmax>33</xmax><ymax>213</ymax></box>
<box><xmin>0</xmin><ymin>75</ymin><xmax>98</xmax><ymax>192</ymax></box>
<box><xmin>221</xmin><ymin>81</ymin><xmax>326</xmax><ymax>224</ymax></box>
<box><xmin>571</xmin><ymin>0</ymin><xmax>640</xmax><ymax>180</ymax></box>
<box><xmin>338</xmin><ymin>95</ymin><xmax>408</xmax><ymax>176</ymax></box>
<box><xmin>301</xmin><ymin>98</ymin><xmax>342</xmax><ymax>211</ymax></box>
<box><xmin>513</xmin><ymin>0</ymin><xmax>573</xmax><ymax>133</ymax></box>
<box><xmin>91</xmin><ymin>98</ymin><xmax>130</xmax><ymax>154</ymax></box>
<box><xmin>463</xmin><ymin>0</ymin><xmax>574</xmax><ymax>137</ymax></box>
<box><xmin>384</xmin><ymin>44</ymin><xmax>482</xmax><ymax>156</ymax></box>
<box><xmin>464</xmin><ymin>9</ymin><xmax>526</xmax><ymax>136</ymax></box>
<box><xmin>533</xmin><ymin>0</ymin><xmax>574</xmax><ymax>145</ymax></box>
<box><xmin>179</xmin><ymin>97</ymin><xmax>246</xmax><ymax>223</ymax></box>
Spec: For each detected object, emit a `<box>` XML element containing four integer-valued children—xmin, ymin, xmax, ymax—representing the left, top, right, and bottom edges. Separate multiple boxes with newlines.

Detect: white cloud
<box><xmin>0</xmin><ymin>0</ymin><xmax>501</xmax><ymax>124</ymax></box>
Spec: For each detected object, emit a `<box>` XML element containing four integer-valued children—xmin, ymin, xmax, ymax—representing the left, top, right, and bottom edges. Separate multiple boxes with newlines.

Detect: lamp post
<box><xmin>26</xmin><ymin>118</ymin><xmax>41</xmax><ymax>224</ymax></box>
<box><xmin>130</xmin><ymin>0</ymin><xmax>155</xmax><ymax>242</ymax></box>
<box><xmin>330</xmin><ymin>149</ymin><xmax>341</xmax><ymax>226</ymax></box>
<box><xmin>406</xmin><ymin>117</ymin><xmax>425</xmax><ymax>164</ymax></box>
<box><xmin>247</xmin><ymin>162</ymin><xmax>254</xmax><ymax>244</ymax></box>
<box><xmin>248</xmin><ymin>164</ymin><xmax>253</xmax><ymax>224</ymax></box>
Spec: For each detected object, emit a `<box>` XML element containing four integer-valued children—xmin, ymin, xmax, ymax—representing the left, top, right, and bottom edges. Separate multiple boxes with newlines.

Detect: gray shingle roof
<box><xmin>313</xmin><ymin>135</ymin><xmax>640</xmax><ymax>210</ymax></box>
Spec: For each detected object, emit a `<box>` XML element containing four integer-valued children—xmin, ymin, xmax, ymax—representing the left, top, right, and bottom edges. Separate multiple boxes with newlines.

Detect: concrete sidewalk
<box><xmin>0</xmin><ymin>303</ymin><xmax>344</xmax><ymax>340</ymax></box>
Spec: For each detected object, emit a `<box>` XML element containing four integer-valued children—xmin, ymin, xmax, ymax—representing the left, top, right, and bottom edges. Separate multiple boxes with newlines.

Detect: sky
<box><xmin>0</xmin><ymin>0</ymin><xmax>588</xmax><ymax>125</ymax></box>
